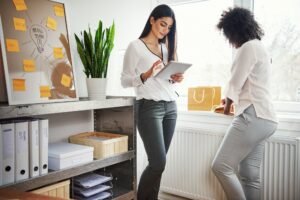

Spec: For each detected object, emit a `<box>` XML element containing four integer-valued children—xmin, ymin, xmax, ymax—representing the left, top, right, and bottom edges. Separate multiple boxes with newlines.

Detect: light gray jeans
<box><xmin>211</xmin><ymin>105</ymin><xmax>277</xmax><ymax>200</ymax></box>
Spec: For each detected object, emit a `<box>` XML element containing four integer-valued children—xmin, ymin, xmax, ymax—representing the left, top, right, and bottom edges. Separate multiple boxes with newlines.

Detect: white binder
<box><xmin>28</xmin><ymin>119</ymin><xmax>39</xmax><ymax>178</ymax></box>
<box><xmin>0</xmin><ymin>121</ymin><xmax>15</xmax><ymax>185</ymax></box>
<box><xmin>39</xmin><ymin>119</ymin><xmax>48</xmax><ymax>175</ymax></box>
<box><xmin>15</xmin><ymin>120</ymin><xmax>29</xmax><ymax>181</ymax></box>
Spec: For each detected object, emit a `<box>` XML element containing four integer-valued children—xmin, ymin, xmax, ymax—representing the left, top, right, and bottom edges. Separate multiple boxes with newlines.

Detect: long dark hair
<box><xmin>217</xmin><ymin>7</ymin><xmax>264</xmax><ymax>47</ymax></box>
<box><xmin>139</xmin><ymin>4</ymin><xmax>177</xmax><ymax>61</ymax></box>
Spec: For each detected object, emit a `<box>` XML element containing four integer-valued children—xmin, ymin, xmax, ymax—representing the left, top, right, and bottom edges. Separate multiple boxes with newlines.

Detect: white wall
<box><xmin>65</xmin><ymin>0</ymin><xmax>153</xmax><ymax>97</ymax></box>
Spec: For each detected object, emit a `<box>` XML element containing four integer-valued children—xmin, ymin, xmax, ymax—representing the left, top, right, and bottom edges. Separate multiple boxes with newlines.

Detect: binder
<box><xmin>15</xmin><ymin>120</ymin><xmax>29</xmax><ymax>181</ymax></box>
<box><xmin>0</xmin><ymin>121</ymin><xmax>15</xmax><ymax>185</ymax></box>
<box><xmin>28</xmin><ymin>119</ymin><xmax>39</xmax><ymax>178</ymax></box>
<box><xmin>39</xmin><ymin>119</ymin><xmax>48</xmax><ymax>175</ymax></box>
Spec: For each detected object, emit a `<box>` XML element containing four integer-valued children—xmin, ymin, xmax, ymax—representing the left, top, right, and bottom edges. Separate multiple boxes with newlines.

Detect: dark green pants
<box><xmin>135</xmin><ymin>99</ymin><xmax>177</xmax><ymax>200</ymax></box>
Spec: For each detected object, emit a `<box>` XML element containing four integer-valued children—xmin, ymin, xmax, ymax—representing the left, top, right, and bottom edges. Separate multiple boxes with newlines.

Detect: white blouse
<box><xmin>121</xmin><ymin>39</ymin><xmax>178</xmax><ymax>101</ymax></box>
<box><xmin>225</xmin><ymin>39</ymin><xmax>277</xmax><ymax>122</ymax></box>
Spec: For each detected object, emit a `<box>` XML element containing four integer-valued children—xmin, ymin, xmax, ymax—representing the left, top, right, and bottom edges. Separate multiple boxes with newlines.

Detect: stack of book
<box><xmin>73</xmin><ymin>173</ymin><xmax>113</xmax><ymax>200</ymax></box>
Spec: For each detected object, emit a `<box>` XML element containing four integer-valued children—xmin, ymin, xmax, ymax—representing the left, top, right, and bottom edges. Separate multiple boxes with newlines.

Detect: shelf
<box><xmin>113</xmin><ymin>190</ymin><xmax>135</xmax><ymax>200</ymax></box>
<box><xmin>0</xmin><ymin>98</ymin><xmax>134</xmax><ymax>119</ymax></box>
<box><xmin>0</xmin><ymin>151</ymin><xmax>135</xmax><ymax>191</ymax></box>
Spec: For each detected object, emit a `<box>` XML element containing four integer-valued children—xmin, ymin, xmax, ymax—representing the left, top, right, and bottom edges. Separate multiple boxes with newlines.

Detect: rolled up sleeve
<box><xmin>225</xmin><ymin>43</ymin><xmax>256</xmax><ymax>103</ymax></box>
<box><xmin>121</xmin><ymin>43</ymin><xmax>143</xmax><ymax>88</ymax></box>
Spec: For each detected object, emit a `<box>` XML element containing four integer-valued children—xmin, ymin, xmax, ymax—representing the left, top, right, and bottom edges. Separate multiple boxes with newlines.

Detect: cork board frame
<box><xmin>0</xmin><ymin>0</ymin><xmax>78</xmax><ymax>105</ymax></box>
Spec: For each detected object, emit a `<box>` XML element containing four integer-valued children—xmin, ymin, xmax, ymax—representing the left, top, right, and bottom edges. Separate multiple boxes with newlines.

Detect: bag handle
<box><xmin>192</xmin><ymin>87</ymin><xmax>215</xmax><ymax>109</ymax></box>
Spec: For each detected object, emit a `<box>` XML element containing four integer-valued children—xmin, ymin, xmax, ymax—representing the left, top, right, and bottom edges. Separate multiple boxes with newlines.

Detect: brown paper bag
<box><xmin>188</xmin><ymin>86</ymin><xmax>221</xmax><ymax>111</ymax></box>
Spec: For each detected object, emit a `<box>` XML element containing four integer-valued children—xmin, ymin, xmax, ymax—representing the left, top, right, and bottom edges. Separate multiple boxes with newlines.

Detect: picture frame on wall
<box><xmin>0</xmin><ymin>0</ymin><xmax>78</xmax><ymax>105</ymax></box>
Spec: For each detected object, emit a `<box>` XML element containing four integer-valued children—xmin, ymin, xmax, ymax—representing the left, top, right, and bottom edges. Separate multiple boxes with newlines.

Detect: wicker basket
<box><xmin>69</xmin><ymin>132</ymin><xmax>128</xmax><ymax>159</ymax></box>
<box><xmin>31</xmin><ymin>180</ymin><xmax>70</xmax><ymax>199</ymax></box>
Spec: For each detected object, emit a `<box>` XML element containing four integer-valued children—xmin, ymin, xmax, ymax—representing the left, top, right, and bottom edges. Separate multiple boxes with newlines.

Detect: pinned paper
<box><xmin>61</xmin><ymin>74</ymin><xmax>71</xmax><ymax>87</ymax></box>
<box><xmin>13</xmin><ymin>0</ymin><xmax>27</xmax><ymax>11</ymax></box>
<box><xmin>23</xmin><ymin>60</ymin><xmax>35</xmax><ymax>72</ymax></box>
<box><xmin>40</xmin><ymin>86</ymin><xmax>51</xmax><ymax>98</ymax></box>
<box><xmin>6</xmin><ymin>39</ymin><xmax>20</xmax><ymax>52</ymax></box>
<box><xmin>13</xmin><ymin>17</ymin><xmax>26</xmax><ymax>31</ymax></box>
<box><xmin>53</xmin><ymin>47</ymin><xmax>63</xmax><ymax>58</ymax></box>
<box><xmin>47</xmin><ymin>17</ymin><xmax>57</xmax><ymax>30</ymax></box>
<box><xmin>54</xmin><ymin>5</ymin><xmax>64</xmax><ymax>17</ymax></box>
<box><xmin>13</xmin><ymin>79</ymin><xmax>26</xmax><ymax>91</ymax></box>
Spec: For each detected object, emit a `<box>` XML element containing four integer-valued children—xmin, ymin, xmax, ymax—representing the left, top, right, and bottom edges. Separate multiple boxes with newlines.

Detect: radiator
<box><xmin>160</xmin><ymin>127</ymin><xmax>300</xmax><ymax>200</ymax></box>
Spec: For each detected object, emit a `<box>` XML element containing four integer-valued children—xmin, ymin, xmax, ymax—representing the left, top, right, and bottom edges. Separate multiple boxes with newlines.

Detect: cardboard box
<box><xmin>31</xmin><ymin>180</ymin><xmax>70</xmax><ymax>199</ymax></box>
<box><xmin>69</xmin><ymin>132</ymin><xmax>128</xmax><ymax>159</ymax></box>
<box><xmin>48</xmin><ymin>142</ymin><xmax>93</xmax><ymax>170</ymax></box>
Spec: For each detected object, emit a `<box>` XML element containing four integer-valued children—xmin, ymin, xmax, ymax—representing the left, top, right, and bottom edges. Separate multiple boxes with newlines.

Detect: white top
<box><xmin>225</xmin><ymin>39</ymin><xmax>278</xmax><ymax>122</ymax></box>
<box><xmin>121</xmin><ymin>39</ymin><xmax>178</xmax><ymax>101</ymax></box>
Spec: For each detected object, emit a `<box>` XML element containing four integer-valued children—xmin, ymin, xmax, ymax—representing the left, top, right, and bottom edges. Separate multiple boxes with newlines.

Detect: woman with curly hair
<box><xmin>211</xmin><ymin>7</ymin><xmax>278</xmax><ymax>200</ymax></box>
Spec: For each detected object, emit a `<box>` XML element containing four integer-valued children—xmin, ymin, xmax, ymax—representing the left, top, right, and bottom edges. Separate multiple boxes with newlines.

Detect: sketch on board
<box><xmin>0</xmin><ymin>0</ymin><xmax>77</xmax><ymax>105</ymax></box>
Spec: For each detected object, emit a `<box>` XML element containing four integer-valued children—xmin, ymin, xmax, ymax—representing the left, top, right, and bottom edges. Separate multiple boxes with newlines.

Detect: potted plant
<box><xmin>75</xmin><ymin>20</ymin><xmax>115</xmax><ymax>100</ymax></box>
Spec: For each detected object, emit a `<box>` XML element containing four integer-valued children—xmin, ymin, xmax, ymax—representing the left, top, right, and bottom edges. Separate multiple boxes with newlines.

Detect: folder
<box><xmin>0</xmin><ymin>121</ymin><xmax>15</xmax><ymax>185</ymax></box>
<box><xmin>39</xmin><ymin>119</ymin><xmax>48</xmax><ymax>175</ymax></box>
<box><xmin>15</xmin><ymin>120</ymin><xmax>29</xmax><ymax>181</ymax></box>
<box><xmin>28</xmin><ymin>119</ymin><xmax>39</xmax><ymax>178</ymax></box>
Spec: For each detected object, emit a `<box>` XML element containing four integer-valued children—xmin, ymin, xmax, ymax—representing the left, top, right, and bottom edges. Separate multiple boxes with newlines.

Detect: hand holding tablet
<box><xmin>154</xmin><ymin>61</ymin><xmax>192</xmax><ymax>80</ymax></box>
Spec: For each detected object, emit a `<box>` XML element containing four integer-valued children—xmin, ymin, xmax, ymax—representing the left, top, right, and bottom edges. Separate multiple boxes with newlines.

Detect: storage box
<box><xmin>48</xmin><ymin>142</ymin><xmax>93</xmax><ymax>170</ymax></box>
<box><xmin>69</xmin><ymin>132</ymin><xmax>128</xmax><ymax>159</ymax></box>
<box><xmin>31</xmin><ymin>180</ymin><xmax>70</xmax><ymax>199</ymax></box>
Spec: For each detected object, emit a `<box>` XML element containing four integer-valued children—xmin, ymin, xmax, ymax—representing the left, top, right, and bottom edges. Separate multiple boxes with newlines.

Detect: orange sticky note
<box><xmin>23</xmin><ymin>60</ymin><xmax>35</xmax><ymax>72</ymax></box>
<box><xmin>47</xmin><ymin>17</ymin><xmax>57</xmax><ymax>30</ymax></box>
<box><xmin>40</xmin><ymin>86</ymin><xmax>51</xmax><ymax>98</ymax></box>
<box><xmin>6</xmin><ymin>39</ymin><xmax>20</xmax><ymax>52</ymax></box>
<box><xmin>13</xmin><ymin>17</ymin><xmax>26</xmax><ymax>31</ymax></box>
<box><xmin>54</xmin><ymin>5</ymin><xmax>64</xmax><ymax>17</ymax></box>
<box><xmin>61</xmin><ymin>74</ymin><xmax>71</xmax><ymax>87</ymax></box>
<box><xmin>13</xmin><ymin>79</ymin><xmax>25</xmax><ymax>91</ymax></box>
<box><xmin>12</xmin><ymin>0</ymin><xmax>27</xmax><ymax>11</ymax></box>
<box><xmin>53</xmin><ymin>47</ymin><xmax>63</xmax><ymax>58</ymax></box>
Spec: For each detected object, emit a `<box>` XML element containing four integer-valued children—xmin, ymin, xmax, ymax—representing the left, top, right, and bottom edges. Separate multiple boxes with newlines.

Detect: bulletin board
<box><xmin>0</xmin><ymin>0</ymin><xmax>78</xmax><ymax>105</ymax></box>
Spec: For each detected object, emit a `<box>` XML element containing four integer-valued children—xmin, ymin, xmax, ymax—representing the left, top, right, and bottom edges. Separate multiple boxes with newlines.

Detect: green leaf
<box><xmin>74</xmin><ymin>20</ymin><xmax>115</xmax><ymax>78</ymax></box>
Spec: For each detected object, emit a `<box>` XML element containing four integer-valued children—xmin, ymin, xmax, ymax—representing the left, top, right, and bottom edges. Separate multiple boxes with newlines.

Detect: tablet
<box><xmin>155</xmin><ymin>61</ymin><xmax>192</xmax><ymax>80</ymax></box>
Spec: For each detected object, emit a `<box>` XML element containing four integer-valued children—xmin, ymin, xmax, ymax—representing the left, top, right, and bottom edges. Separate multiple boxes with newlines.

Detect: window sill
<box><xmin>177</xmin><ymin>110</ymin><xmax>300</xmax><ymax>138</ymax></box>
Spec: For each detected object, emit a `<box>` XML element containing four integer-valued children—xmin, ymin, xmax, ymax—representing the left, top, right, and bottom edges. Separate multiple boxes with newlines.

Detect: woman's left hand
<box><xmin>170</xmin><ymin>73</ymin><xmax>184</xmax><ymax>83</ymax></box>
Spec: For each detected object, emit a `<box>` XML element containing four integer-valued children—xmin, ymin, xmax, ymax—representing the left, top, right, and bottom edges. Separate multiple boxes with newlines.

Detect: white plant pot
<box><xmin>86</xmin><ymin>78</ymin><xmax>107</xmax><ymax>100</ymax></box>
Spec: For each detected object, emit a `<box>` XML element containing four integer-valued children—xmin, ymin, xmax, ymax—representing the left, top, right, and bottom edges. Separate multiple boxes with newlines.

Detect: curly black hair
<box><xmin>217</xmin><ymin>7</ymin><xmax>264</xmax><ymax>48</ymax></box>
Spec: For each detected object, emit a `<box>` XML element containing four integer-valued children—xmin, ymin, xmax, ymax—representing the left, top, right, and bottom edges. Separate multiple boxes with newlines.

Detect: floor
<box><xmin>158</xmin><ymin>191</ymin><xmax>191</xmax><ymax>200</ymax></box>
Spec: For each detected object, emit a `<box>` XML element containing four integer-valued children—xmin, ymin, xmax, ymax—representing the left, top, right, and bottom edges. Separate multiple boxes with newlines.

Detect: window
<box><xmin>170</xmin><ymin>0</ymin><xmax>233</xmax><ymax>96</ymax></box>
<box><xmin>157</xmin><ymin>0</ymin><xmax>300</xmax><ymax>112</ymax></box>
<box><xmin>254</xmin><ymin>0</ymin><xmax>300</xmax><ymax>102</ymax></box>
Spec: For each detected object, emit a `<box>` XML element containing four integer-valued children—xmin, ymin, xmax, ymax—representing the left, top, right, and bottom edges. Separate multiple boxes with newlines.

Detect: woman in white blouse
<box><xmin>121</xmin><ymin>4</ymin><xmax>183</xmax><ymax>199</ymax></box>
<box><xmin>211</xmin><ymin>7</ymin><xmax>278</xmax><ymax>200</ymax></box>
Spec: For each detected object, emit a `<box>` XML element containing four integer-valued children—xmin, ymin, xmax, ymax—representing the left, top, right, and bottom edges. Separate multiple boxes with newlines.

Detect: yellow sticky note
<box><xmin>47</xmin><ymin>17</ymin><xmax>57</xmax><ymax>30</ymax></box>
<box><xmin>13</xmin><ymin>0</ymin><xmax>27</xmax><ymax>11</ymax></box>
<box><xmin>53</xmin><ymin>47</ymin><xmax>63</xmax><ymax>59</ymax></box>
<box><xmin>40</xmin><ymin>86</ymin><xmax>51</xmax><ymax>98</ymax></box>
<box><xmin>61</xmin><ymin>74</ymin><xmax>71</xmax><ymax>87</ymax></box>
<box><xmin>13</xmin><ymin>17</ymin><xmax>26</xmax><ymax>31</ymax></box>
<box><xmin>13</xmin><ymin>79</ymin><xmax>25</xmax><ymax>91</ymax></box>
<box><xmin>6</xmin><ymin>39</ymin><xmax>20</xmax><ymax>52</ymax></box>
<box><xmin>54</xmin><ymin>5</ymin><xmax>64</xmax><ymax>17</ymax></box>
<box><xmin>23</xmin><ymin>60</ymin><xmax>35</xmax><ymax>72</ymax></box>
